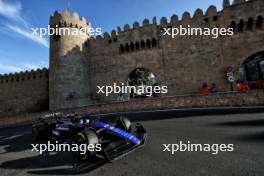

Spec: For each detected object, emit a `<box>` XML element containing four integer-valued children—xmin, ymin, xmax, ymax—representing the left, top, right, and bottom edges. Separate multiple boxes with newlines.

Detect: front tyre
<box><xmin>75</xmin><ymin>129</ymin><xmax>99</xmax><ymax>161</ymax></box>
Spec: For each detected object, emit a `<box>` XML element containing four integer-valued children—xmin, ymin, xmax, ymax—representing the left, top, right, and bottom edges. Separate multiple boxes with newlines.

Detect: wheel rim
<box><xmin>77</xmin><ymin>136</ymin><xmax>88</xmax><ymax>160</ymax></box>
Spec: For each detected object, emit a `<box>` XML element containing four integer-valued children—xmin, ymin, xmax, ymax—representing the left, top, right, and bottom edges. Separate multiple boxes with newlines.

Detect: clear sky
<box><xmin>0</xmin><ymin>0</ymin><xmax>224</xmax><ymax>74</ymax></box>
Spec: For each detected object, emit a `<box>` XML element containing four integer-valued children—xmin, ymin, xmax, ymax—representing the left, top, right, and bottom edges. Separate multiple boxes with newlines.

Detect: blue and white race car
<box><xmin>32</xmin><ymin>113</ymin><xmax>146</xmax><ymax>162</ymax></box>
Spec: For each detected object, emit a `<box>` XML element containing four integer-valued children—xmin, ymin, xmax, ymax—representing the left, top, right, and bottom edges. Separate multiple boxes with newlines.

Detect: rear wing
<box><xmin>39</xmin><ymin>112</ymin><xmax>63</xmax><ymax>123</ymax></box>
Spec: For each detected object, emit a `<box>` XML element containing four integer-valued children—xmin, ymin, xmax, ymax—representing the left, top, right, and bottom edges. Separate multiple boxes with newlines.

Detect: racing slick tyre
<box><xmin>32</xmin><ymin>123</ymin><xmax>48</xmax><ymax>141</ymax></box>
<box><xmin>75</xmin><ymin>129</ymin><xmax>99</xmax><ymax>161</ymax></box>
<box><xmin>116</xmin><ymin>116</ymin><xmax>131</xmax><ymax>132</ymax></box>
<box><xmin>135</xmin><ymin>123</ymin><xmax>147</xmax><ymax>145</ymax></box>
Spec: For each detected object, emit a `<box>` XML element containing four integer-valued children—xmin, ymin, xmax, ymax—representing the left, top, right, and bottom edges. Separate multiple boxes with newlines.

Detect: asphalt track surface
<box><xmin>1</xmin><ymin>111</ymin><xmax>264</xmax><ymax>176</ymax></box>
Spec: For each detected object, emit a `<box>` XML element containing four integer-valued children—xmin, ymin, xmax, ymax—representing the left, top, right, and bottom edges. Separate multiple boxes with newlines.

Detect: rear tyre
<box><xmin>75</xmin><ymin>129</ymin><xmax>99</xmax><ymax>161</ymax></box>
<box><xmin>116</xmin><ymin>116</ymin><xmax>131</xmax><ymax>132</ymax></box>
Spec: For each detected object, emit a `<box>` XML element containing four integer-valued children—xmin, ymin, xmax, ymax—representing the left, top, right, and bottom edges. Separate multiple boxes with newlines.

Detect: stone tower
<box><xmin>49</xmin><ymin>8</ymin><xmax>91</xmax><ymax>110</ymax></box>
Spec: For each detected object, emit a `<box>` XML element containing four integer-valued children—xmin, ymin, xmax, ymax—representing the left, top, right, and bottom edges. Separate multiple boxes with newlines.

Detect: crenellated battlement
<box><xmin>89</xmin><ymin>17</ymin><xmax>158</xmax><ymax>46</ymax></box>
<box><xmin>89</xmin><ymin>6</ymin><xmax>219</xmax><ymax>44</ymax></box>
<box><xmin>89</xmin><ymin>0</ymin><xmax>262</xmax><ymax>43</ymax></box>
<box><xmin>85</xmin><ymin>0</ymin><xmax>264</xmax><ymax>56</ymax></box>
<box><xmin>158</xmin><ymin>5</ymin><xmax>220</xmax><ymax>28</ymax></box>
<box><xmin>89</xmin><ymin>6</ymin><xmax>218</xmax><ymax>45</ymax></box>
<box><xmin>0</xmin><ymin>68</ymin><xmax>49</xmax><ymax>84</ymax></box>
<box><xmin>49</xmin><ymin>8</ymin><xmax>91</xmax><ymax>31</ymax></box>
<box><xmin>2</xmin><ymin>0</ymin><xmax>261</xmax><ymax>74</ymax></box>
<box><xmin>119</xmin><ymin>17</ymin><xmax>157</xmax><ymax>33</ymax></box>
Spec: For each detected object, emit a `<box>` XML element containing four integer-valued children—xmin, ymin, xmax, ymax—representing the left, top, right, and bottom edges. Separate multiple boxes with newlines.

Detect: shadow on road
<box><xmin>0</xmin><ymin>132</ymin><xmax>31</xmax><ymax>154</ymax></box>
<box><xmin>211</xmin><ymin>119</ymin><xmax>264</xmax><ymax>143</ymax></box>
<box><xmin>232</xmin><ymin>132</ymin><xmax>264</xmax><ymax>143</ymax></box>
<box><xmin>100</xmin><ymin>108</ymin><xmax>264</xmax><ymax>122</ymax></box>
<box><xmin>1</xmin><ymin>152</ymin><xmax>106</xmax><ymax>175</ymax></box>
<box><xmin>0</xmin><ymin>129</ymin><xmax>107</xmax><ymax>175</ymax></box>
<box><xmin>213</xmin><ymin>119</ymin><xmax>264</xmax><ymax>127</ymax></box>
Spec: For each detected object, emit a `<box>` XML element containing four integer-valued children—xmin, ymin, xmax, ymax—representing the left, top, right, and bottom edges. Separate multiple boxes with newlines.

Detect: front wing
<box><xmin>99</xmin><ymin>123</ymin><xmax>147</xmax><ymax>162</ymax></box>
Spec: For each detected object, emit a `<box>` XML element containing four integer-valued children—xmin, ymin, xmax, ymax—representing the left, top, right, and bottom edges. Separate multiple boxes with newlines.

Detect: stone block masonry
<box><xmin>0</xmin><ymin>0</ymin><xmax>264</xmax><ymax>117</ymax></box>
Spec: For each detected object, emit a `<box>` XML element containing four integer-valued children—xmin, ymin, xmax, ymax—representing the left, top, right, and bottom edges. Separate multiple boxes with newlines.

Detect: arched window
<box><xmin>146</xmin><ymin>40</ymin><xmax>151</xmax><ymax>49</ymax></box>
<box><xmin>140</xmin><ymin>41</ymin><xmax>145</xmax><ymax>49</ymax></box>
<box><xmin>203</xmin><ymin>18</ymin><xmax>209</xmax><ymax>23</ymax></box>
<box><xmin>246</xmin><ymin>18</ymin><xmax>253</xmax><ymax>31</ymax></box>
<box><xmin>256</xmin><ymin>16</ymin><xmax>263</xmax><ymax>29</ymax></box>
<box><xmin>213</xmin><ymin>16</ymin><xmax>218</xmax><ymax>21</ymax></box>
<box><xmin>239</xmin><ymin>52</ymin><xmax>264</xmax><ymax>85</ymax></box>
<box><xmin>230</xmin><ymin>21</ymin><xmax>236</xmax><ymax>32</ymax></box>
<box><xmin>238</xmin><ymin>20</ymin><xmax>244</xmax><ymax>32</ymax></box>
<box><xmin>152</xmin><ymin>38</ymin><xmax>157</xmax><ymax>48</ymax></box>
<box><xmin>125</xmin><ymin>43</ymin><xmax>129</xmax><ymax>52</ymax></box>
<box><xmin>120</xmin><ymin>44</ymin><xmax>125</xmax><ymax>54</ymax></box>
<box><xmin>85</xmin><ymin>41</ymin><xmax>88</xmax><ymax>48</ymax></box>
<box><xmin>135</xmin><ymin>42</ymin><xmax>140</xmax><ymax>50</ymax></box>
<box><xmin>130</xmin><ymin>42</ymin><xmax>135</xmax><ymax>52</ymax></box>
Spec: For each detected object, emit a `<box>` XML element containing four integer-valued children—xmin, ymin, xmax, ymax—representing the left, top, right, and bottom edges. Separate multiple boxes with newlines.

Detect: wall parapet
<box><xmin>90</xmin><ymin>0</ymin><xmax>263</xmax><ymax>46</ymax></box>
<box><xmin>0</xmin><ymin>68</ymin><xmax>49</xmax><ymax>84</ymax></box>
<box><xmin>67</xmin><ymin>90</ymin><xmax>264</xmax><ymax>115</ymax></box>
<box><xmin>1</xmin><ymin>90</ymin><xmax>263</xmax><ymax>127</ymax></box>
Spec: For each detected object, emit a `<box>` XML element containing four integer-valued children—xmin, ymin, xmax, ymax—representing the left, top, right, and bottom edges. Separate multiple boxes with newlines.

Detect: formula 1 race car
<box><xmin>32</xmin><ymin>113</ymin><xmax>146</xmax><ymax>162</ymax></box>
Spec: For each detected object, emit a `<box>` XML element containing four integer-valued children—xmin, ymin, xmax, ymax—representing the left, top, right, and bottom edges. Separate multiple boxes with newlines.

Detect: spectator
<box><xmin>210</xmin><ymin>83</ymin><xmax>217</xmax><ymax>93</ymax></box>
<box><xmin>237</xmin><ymin>80</ymin><xmax>250</xmax><ymax>91</ymax></box>
<box><xmin>199</xmin><ymin>83</ymin><xmax>210</xmax><ymax>94</ymax></box>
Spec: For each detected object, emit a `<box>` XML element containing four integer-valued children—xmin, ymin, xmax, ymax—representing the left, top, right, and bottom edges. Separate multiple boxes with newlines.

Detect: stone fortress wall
<box><xmin>0</xmin><ymin>69</ymin><xmax>49</xmax><ymax>117</ymax></box>
<box><xmin>0</xmin><ymin>0</ymin><xmax>264</xmax><ymax>116</ymax></box>
<box><xmin>86</xmin><ymin>0</ymin><xmax>264</xmax><ymax>104</ymax></box>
